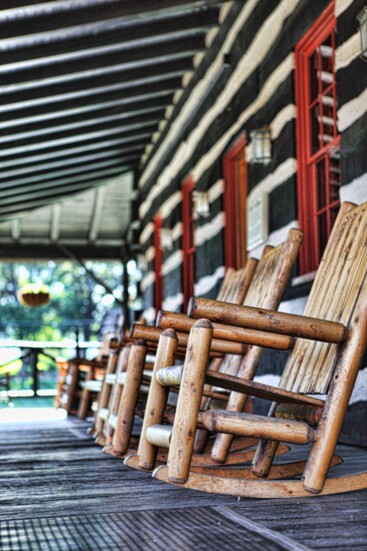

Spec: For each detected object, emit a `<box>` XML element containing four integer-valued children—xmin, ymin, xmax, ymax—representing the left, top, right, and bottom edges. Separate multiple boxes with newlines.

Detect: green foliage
<box><xmin>0</xmin><ymin>260</ymin><xmax>124</xmax><ymax>342</ymax></box>
<box><xmin>0</xmin><ymin>260</ymin><xmax>143</xmax><ymax>392</ymax></box>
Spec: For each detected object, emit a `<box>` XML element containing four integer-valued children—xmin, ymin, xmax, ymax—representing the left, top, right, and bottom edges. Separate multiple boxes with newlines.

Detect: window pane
<box><xmin>310</xmin><ymin>103</ymin><xmax>321</xmax><ymax>153</ymax></box>
<box><xmin>320</xmin><ymin>36</ymin><xmax>333</xmax><ymax>92</ymax></box>
<box><xmin>329</xmin><ymin>150</ymin><xmax>341</xmax><ymax>203</ymax></box>
<box><xmin>317</xmin><ymin>211</ymin><xmax>328</xmax><ymax>259</ymax></box>
<box><xmin>309</xmin><ymin>49</ymin><xmax>319</xmax><ymax>103</ymax></box>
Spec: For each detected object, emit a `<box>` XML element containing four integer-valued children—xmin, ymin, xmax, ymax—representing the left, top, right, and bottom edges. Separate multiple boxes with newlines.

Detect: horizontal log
<box><xmin>205</xmin><ymin>370</ymin><xmax>325</xmax><ymax>406</ymax></box>
<box><xmin>156</xmin><ymin>365</ymin><xmax>183</xmax><ymax>386</ymax></box>
<box><xmin>146</xmin><ymin>424</ymin><xmax>172</xmax><ymax>448</ymax></box>
<box><xmin>132</xmin><ymin>323</ymin><xmax>247</xmax><ymax>354</ymax></box>
<box><xmin>275</xmin><ymin>403</ymin><xmax>324</xmax><ymax>426</ymax></box>
<box><xmin>188</xmin><ymin>298</ymin><xmax>348</xmax><ymax>344</ymax></box>
<box><xmin>198</xmin><ymin>410</ymin><xmax>316</xmax><ymax>445</ymax></box>
<box><xmin>158</xmin><ymin>311</ymin><xmax>294</xmax><ymax>350</ymax></box>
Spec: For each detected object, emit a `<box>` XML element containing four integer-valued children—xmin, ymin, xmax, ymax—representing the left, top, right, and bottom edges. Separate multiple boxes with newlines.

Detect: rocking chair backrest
<box><xmin>281</xmin><ymin>202</ymin><xmax>367</xmax><ymax>394</ymax></box>
<box><xmin>216</xmin><ymin>261</ymin><xmax>258</xmax><ymax>304</ymax></box>
<box><xmin>219</xmin><ymin>228</ymin><xmax>303</xmax><ymax>377</ymax></box>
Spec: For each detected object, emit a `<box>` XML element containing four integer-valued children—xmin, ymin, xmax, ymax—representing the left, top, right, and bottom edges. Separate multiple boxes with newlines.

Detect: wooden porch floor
<box><xmin>0</xmin><ymin>417</ymin><xmax>366</xmax><ymax>550</ymax></box>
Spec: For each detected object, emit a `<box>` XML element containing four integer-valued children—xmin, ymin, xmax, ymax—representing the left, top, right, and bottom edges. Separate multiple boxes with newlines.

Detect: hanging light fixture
<box><xmin>251</xmin><ymin>127</ymin><xmax>272</xmax><ymax>165</ymax></box>
<box><xmin>18</xmin><ymin>284</ymin><xmax>51</xmax><ymax>307</ymax></box>
<box><xmin>161</xmin><ymin>227</ymin><xmax>173</xmax><ymax>250</ymax></box>
<box><xmin>358</xmin><ymin>6</ymin><xmax>367</xmax><ymax>60</ymax></box>
<box><xmin>193</xmin><ymin>191</ymin><xmax>210</xmax><ymax>218</ymax></box>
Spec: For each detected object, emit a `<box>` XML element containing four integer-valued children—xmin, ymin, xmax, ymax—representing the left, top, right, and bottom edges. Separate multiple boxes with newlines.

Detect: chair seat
<box><xmin>205</xmin><ymin>371</ymin><xmax>325</xmax><ymax>407</ymax></box>
<box><xmin>80</xmin><ymin>380</ymin><xmax>103</xmax><ymax>393</ymax></box>
<box><xmin>105</xmin><ymin>373</ymin><xmax>116</xmax><ymax>385</ymax></box>
<box><xmin>98</xmin><ymin>407</ymin><xmax>109</xmax><ymax>421</ymax></box>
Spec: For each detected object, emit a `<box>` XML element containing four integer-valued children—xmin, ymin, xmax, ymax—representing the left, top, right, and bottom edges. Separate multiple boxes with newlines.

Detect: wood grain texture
<box><xmin>0</xmin><ymin>417</ymin><xmax>366</xmax><ymax>550</ymax></box>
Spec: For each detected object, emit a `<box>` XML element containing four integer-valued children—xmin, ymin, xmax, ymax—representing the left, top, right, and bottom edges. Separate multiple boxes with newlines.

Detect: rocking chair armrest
<box><xmin>156</xmin><ymin>311</ymin><xmax>294</xmax><ymax>350</ymax></box>
<box><xmin>204</xmin><ymin>370</ymin><xmax>325</xmax><ymax>407</ymax></box>
<box><xmin>73</xmin><ymin>358</ymin><xmax>107</xmax><ymax>369</ymax></box>
<box><xmin>188</xmin><ymin>297</ymin><xmax>348</xmax><ymax>344</ymax></box>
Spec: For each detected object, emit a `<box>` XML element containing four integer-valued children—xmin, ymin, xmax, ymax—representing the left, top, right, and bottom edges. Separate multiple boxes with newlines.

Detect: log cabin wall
<box><xmin>137</xmin><ymin>0</ymin><xmax>367</xmax><ymax>445</ymax></box>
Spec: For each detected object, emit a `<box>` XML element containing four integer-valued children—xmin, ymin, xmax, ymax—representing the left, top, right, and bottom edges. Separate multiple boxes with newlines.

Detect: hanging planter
<box><xmin>18</xmin><ymin>284</ymin><xmax>51</xmax><ymax>308</ymax></box>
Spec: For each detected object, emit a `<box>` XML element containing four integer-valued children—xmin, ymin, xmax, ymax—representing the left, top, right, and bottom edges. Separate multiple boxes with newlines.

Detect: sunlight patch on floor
<box><xmin>0</xmin><ymin>407</ymin><xmax>67</xmax><ymax>423</ymax></box>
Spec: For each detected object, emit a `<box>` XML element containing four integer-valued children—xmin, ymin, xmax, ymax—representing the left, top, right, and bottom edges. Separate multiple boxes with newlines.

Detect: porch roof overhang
<box><xmin>0</xmin><ymin>0</ymin><xmax>225</xmax><ymax>260</ymax></box>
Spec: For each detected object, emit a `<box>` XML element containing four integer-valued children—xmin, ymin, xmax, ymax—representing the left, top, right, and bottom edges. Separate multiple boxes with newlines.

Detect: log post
<box><xmin>167</xmin><ymin>319</ymin><xmax>213</xmax><ymax>483</ymax></box>
<box><xmin>302</xmin><ymin>291</ymin><xmax>367</xmax><ymax>493</ymax></box>
<box><xmin>77</xmin><ymin>365</ymin><xmax>94</xmax><ymax>419</ymax></box>
<box><xmin>137</xmin><ymin>329</ymin><xmax>178</xmax><ymax>470</ymax></box>
<box><xmin>104</xmin><ymin>344</ymin><xmax>131</xmax><ymax>445</ymax></box>
<box><xmin>188</xmin><ymin>298</ymin><xmax>348</xmax><ymax>344</ymax></box>
<box><xmin>112</xmin><ymin>340</ymin><xmax>147</xmax><ymax>454</ymax></box>
<box><xmin>95</xmin><ymin>350</ymin><xmax>118</xmax><ymax>435</ymax></box>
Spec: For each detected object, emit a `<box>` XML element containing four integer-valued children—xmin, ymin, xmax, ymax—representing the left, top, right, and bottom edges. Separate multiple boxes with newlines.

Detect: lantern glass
<box><xmin>358</xmin><ymin>7</ymin><xmax>367</xmax><ymax>60</ymax></box>
<box><xmin>194</xmin><ymin>191</ymin><xmax>210</xmax><ymax>218</ymax></box>
<box><xmin>251</xmin><ymin>127</ymin><xmax>272</xmax><ymax>165</ymax></box>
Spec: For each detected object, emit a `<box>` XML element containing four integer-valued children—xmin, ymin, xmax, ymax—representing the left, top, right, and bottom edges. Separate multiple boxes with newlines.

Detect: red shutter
<box><xmin>295</xmin><ymin>1</ymin><xmax>341</xmax><ymax>274</ymax></box>
<box><xmin>182</xmin><ymin>177</ymin><xmax>195</xmax><ymax>312</ymax></box>
<box><xmin>153</xmin><ymin>215</ymin><xmax>163</xmax><ymax>313</ymax></box>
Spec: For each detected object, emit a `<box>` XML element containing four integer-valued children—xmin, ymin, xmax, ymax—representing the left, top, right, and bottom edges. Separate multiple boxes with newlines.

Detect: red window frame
<box><xmin>295</xmin><ymin>1</ymin><xmax>341</xmax><ymax>274</ymax></box>
<box><xmin>182</xmin><ymin>176</ymin><xmax>196</xmax><ymax>312</ymax></box>
<box><xmin>153</xmin><ymin>215</ymin><xmax>163</xmax><ymax>313</ymax></box>
<box><xmin>223</xmin><ymin>134</ymin><xmax>248</xmax><ymax>269</ymax></box>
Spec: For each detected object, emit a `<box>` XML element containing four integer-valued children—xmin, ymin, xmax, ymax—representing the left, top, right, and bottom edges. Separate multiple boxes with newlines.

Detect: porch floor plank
<box><xmin>0</xmin><ymin>417</ymin><xmax>366</xmax><ymax>550</ymax></box>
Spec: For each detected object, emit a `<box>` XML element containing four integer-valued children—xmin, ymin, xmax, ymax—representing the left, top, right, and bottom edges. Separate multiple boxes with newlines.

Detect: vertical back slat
<box><xmin>281</xmin><ymin>202</ymin><xmax>367</xmax><ymax>394</ymax></box>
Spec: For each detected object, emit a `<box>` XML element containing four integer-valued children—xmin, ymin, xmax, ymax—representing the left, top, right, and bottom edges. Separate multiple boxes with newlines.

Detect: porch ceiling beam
<box><xmin>0</xmin><ymin>1</ymin><xmax>224</xmax><ymax>37</ymax></box>
<box><xmin>0</xmin><ymin>103</ymin><xmax>167</xmax><ymax>145</ymax></box>
<box><xmin>89</xmin><ymin>187</ymin><xmax>107</xmax><ymax>243</ymax></box>
<box><xmin>1</xmin><ymin>9</ymin><xmax>219</xmax><ymax>64</ymax></box>
<box><xmin>0</xmin><ymin>161</ymin><xmax>140</xmax><ymax>200</ymax></box>
<box><xmin>0</xmin><ymin>173</ymin><xmax>131</xmax><ymax>219</ymax></box>
<box><xmin>1</xmin><ymin>30</ymin><xmax>206</xmax><ymax>78</ymax></box>
<box><xmin>1</xmin><ymin>47</ymin><xmax>202</xmax><ymax>91</ymax></box>
<box><xmin>0</xmin><ymin>146</ymin><xmax>146</xmax><ymax>181</ymax></box>
<box><xmin>0</xmin><ymin>60</ymin><xmax>190</xmax><ymax>109</ymax></box>
<box><xmin>0</xmin><ymin>242</ymin><xmax>125</xmax><ymax>261</ymax></box>
<box><xmin>0</xmin><ymin>139</ymin><xmax>148</xmax><ymax>170</ymax></box>
<box><xmin>0</xmin><ymin>237</ymin><xmax>125</xmax><ymax>247</ymax></box>
<box><xmin>0</xmin><ymin>121</ymin><xmax>159</xmax><ymax>159</ymax></box>
<box><xmin>0</xmin><ymin>87</ymin><xmax>176</xmax><ymax>127</ymax></box>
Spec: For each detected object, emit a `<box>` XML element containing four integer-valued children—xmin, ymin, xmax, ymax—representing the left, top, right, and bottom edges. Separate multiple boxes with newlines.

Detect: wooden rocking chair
<box><xmin>125</xmin><ymin>227</ymin><xmax>303</xmax><ymax>471</ymax></box>
<box><xmin>153</xmin><ymin>201</ymin><xmax>367</xmax><ymax>497</ymax></box>
<box><xmin>103</xmin><ymin>260</ymin><xmax>258</xmax><ymax>457</ymax></box>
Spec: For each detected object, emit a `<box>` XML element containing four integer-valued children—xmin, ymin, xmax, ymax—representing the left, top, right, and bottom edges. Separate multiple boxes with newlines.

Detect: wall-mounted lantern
<box><xmin>251</xmin><ymin>127</ymin><xmax>272</xmax><ymax>165</ymax></box>
<box><xmin>358</xmin><ymin>6</ymin><xmax>367</xmax><ymax>60</ymax></box>
<box><xmin>161</xmin><ymin>227</ymin><xmax>173</xmax><ymax>250</ymax></box>
<box><xmin>137</xmin><ymin>254</ymin><xmax>148</xmax><ymax>271</ymax></box>
<box><xmin>193</xmin><ymin>191</ymin><xmax>210</xmax><ymax>218</ymax></box>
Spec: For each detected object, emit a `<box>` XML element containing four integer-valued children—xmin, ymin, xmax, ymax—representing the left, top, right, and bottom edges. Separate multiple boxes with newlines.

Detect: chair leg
<box><xmin>95</xmin><ymin>350</ymin><xmax>119</xmax><ymax>435</ymax></box>
<box><xmin>112</xmin><ymin>341</ymin><xmax>147</xmax><ymax>455</ymax></box>
<box><xmin>167</xmin><ymin>320</ymin><xmax>213</xmax><ymax>483</ymax></box>
<box><xmin>64</xmin><ymin>362</ymin><xmax>79</xmax><ymax>414</ymax></box>
<box><xmin>137</xmin><ymin>330</ymin><xmax>178</xmax><ymax>469</ymax></box>
<box><xmin>77</xmin><ymin>368</ymin><xmax>93</xmax><ymax>419</ymax></box>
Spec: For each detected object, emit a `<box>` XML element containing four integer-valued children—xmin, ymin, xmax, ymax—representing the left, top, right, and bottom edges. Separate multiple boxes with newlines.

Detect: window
<box><xmin>223</xmin><ymin>135</ymin><xmax>248</xmax><ymax>269</ymax></box>
<box><xmin>153</xmin><ymin>215</ymin><xmax>163</xmax><ymax>313</ymax></box>
<box><xmin>295</xmin><ymin>2</ymin><xmax>341</xmax><ymax>274</ymax></box>
<box><xmin>182</xmin><ymin>176</ymin><xmax>195</xmax><ymax>312</ymax></box>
